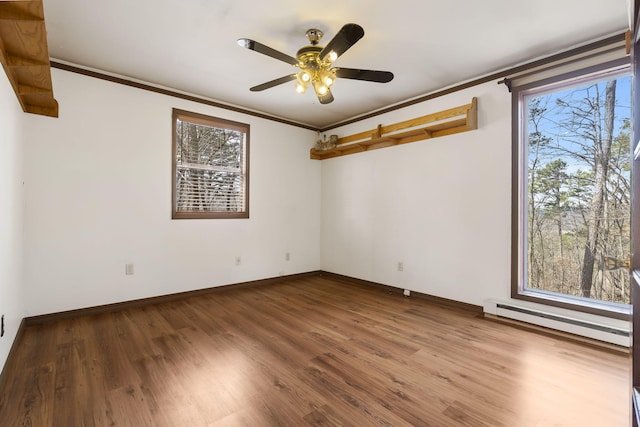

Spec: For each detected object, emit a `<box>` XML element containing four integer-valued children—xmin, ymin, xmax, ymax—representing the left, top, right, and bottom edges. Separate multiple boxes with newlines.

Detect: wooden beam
<box><xmin>17</xmin><ymin>81</ymin><xmax>47</xmax><ymax>93</ymax></box>
<box><xmin>0</xmin><ymin>1</ymin><xmax>43</xmax><ymax>21</ymax></box>
<box><xmin>6</xmin><ymin>51</ymin><xmax>46</xmax><ymax>67</ymax></box>
<box><xmin>24</xmin><ymin>101</ymin><xmax>57</xmax><ymax>117</ymax></box>
<box><xmin>0</xmin><ymin>0</ymin><xmax>57</xmax><ymax>117</ymax></box>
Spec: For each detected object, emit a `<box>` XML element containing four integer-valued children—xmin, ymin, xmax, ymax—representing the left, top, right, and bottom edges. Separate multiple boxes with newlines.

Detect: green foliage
<box><xmin>533</xmin><ymin>159</ymin><xmax>569</xmax><ymax>215</ymax></box>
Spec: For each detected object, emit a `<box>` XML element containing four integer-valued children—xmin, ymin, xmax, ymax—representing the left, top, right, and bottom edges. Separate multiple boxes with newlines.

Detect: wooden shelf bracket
<box><xmin>310</xmin><ymin>97</ymin><xmax>477</xmax><ymax>160</ymax></box>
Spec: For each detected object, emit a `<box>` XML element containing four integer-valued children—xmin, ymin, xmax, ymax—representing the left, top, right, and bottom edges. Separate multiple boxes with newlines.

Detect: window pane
<box><xmin>172</xmin><ymin>110</ymin><xmax>249</xmax><ymax>219</ymax></box>
<box><xmin>522</xmin><ymin>72</ymin><xmax>631</xmax><ymax>306</ymax></box>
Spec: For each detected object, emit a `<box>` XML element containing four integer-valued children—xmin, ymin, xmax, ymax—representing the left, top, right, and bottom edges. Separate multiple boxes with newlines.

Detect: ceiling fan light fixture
<box><xmin>320</xmin><ymin>69</ymin><xmax>336</xmax><ymax>88</ymax></box>
<box><xmin>238</xmin><ymin>23</ymin><xmax>393</xmax><ymax>104</ymax></box>
<box><xmin>313</xmin><ymin>79</ymin><xmax>329</xmax><ymax>96</ymax></box>
<box><xmin>296</xmin><ymin>70</ymin><xmax>311</xmax><ymax>93</ymax></box>
<box><xmin>305</xmin><ymin>29</ymin><xmax>323</xmax><ymax>46</ymax></box>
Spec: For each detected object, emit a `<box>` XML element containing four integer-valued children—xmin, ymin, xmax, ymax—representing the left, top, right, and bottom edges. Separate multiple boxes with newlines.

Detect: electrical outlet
<box><xmin>285</xmin><ymin>252</ymin><xmax>290</xmax><ymax>261</ymax></box>
<box><xmin>235</xmin><ymin>256</ymin><xmax>241</xmax><ymax>266</ymax></box>
<box><xmin>397</xmin><ymin>262</ymin><xmax>404</xmax><ymax>272</ymax></box>
<box><xmin>125</xmin><ymin>263</ymin><xmax>134</xmax><ymax>275</ymax></box>
<box><xmin>1</xmin><ymin>314</ymin><xmax>4</xmax><ymax>337</ymax></box>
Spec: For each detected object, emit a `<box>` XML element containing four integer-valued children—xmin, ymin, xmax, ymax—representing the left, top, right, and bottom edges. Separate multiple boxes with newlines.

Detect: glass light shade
<box><xmin>319</xmin><ymin>69</ymin><xmax>336</xmax><ymax>88</ymax></box>
<box><xmin>313</xmin><ymin>79</ymin><xmax>328</xmax><ymax>96</ymax></box>
<box><xmin>296</xmin><ymin>70</ymin><xmax>311</xmax><ymax>94</ymax></box>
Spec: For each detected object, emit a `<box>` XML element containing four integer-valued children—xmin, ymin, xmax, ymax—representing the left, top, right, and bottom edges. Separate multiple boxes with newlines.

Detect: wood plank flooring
<box><xmin>0</xmin><ymin>275</ymin><xmax>630</xmax><ymax>426</ymax></box>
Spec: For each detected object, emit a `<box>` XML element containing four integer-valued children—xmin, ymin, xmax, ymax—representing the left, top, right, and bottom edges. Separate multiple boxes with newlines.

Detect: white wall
<box><xmin>0</xmin><ymin>69</ymin><xmax>27</xmax><ymax>370</ymax></box>
<box><xmin>12</xmin><ymin>64</ymin><xmax>627</xmax><ymax>340</ymax></box>
<box><xmin>321</xmin><ymin>82</ymin><xmax>511</xmax><ymax>305</ymax></box>
<box><xmin>22</xmin><ymin>69</ymin><xmax>321</xmax><ymax>316</ymax></box>
<box><xmin>320</xmin><ymin>81</ymin><xmax>628</xmax><ymax>331</ymax></box>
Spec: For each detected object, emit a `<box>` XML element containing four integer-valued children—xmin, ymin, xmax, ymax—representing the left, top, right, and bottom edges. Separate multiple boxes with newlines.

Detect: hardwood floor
<box><xmin>0</xmin><ymin>275</ymin><xmax>630</xmax><ymax>426</ymax></box>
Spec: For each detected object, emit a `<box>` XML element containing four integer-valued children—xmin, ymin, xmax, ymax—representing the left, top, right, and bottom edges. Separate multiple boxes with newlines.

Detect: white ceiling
<box><xmin>43</xmin><ymin>0</ymin><xmax>630</xmax><ymax>129</ymax></box>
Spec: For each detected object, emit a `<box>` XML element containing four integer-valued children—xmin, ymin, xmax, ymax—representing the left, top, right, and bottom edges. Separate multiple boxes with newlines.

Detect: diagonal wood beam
<box><xmin>6</xmin><ymin>51</ymin><xmax>46</xmax><ymax>67</ymax></box>
<box><xmin>0</xmin><ymin>1</ymin><xmax>43</xmax><ymax>21</ymax></box>
<box><xmin>0</xmin><ymin>0</ymin><xmax>57</xmax><ymax>117</ymax></box>
<box><xmin>17</xmin><ymin>82</ymin><xmax>48</xmax><ymax>93</ymax></box>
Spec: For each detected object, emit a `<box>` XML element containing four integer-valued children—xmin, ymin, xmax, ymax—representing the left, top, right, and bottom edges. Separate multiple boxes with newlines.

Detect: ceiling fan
<box><xmin>237</xmin><ymin>23</ymin><xmax>394</xmax><ymax>104</ymax></box>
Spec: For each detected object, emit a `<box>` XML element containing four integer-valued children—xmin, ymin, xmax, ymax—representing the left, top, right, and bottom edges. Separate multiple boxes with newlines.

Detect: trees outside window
<box><xmin>172</xmin><ymin>109</ymin><xmax>249</xmax><ymax>219</ymax></box>
<box><xmin>514</xmin><ymin>65</ymin><xmax>631</xmax><ymax>316</ymax></box>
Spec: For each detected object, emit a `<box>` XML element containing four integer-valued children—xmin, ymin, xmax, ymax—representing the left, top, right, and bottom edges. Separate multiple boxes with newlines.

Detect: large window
<box><xmin>513</xmin><ymin>63</ymin><xmax>631</xmax><ymax>317</ymax></box>
<box><xmin>172</xmin><ymin>109</ymin><xmax>249</xmax><ymax>219</ymax></box>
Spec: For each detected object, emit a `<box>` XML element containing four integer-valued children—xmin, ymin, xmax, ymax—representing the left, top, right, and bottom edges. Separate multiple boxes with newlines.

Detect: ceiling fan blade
<box><xmin>335</xmin><ymin>68</ymin><xmax>394</xmax><ymax>83</ymax></box>
<box><xmin>237</xmin><ymin>38</ymin><xmax>299</xmax><ymax>66</ymax></box>
<box><xmin>250</xmin><ymin>74</ymin><xmax>297</xmax><ymax>92</ymax></box>
<box><xmin>317</xmin><ymin>88</ymin><xmax>334</xmax><ymax>104</ymax></box>
<box><xmin>318</xmin><ymin>23</ymin><xmax>364</xmax><ymax>62</ymax></box>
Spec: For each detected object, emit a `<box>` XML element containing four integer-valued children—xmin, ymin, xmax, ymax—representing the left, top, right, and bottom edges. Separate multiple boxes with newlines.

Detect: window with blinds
<box><xmin>172</xmin><ymin>109</ymin><xmax>249</xmax><ymax>219</ymax></box>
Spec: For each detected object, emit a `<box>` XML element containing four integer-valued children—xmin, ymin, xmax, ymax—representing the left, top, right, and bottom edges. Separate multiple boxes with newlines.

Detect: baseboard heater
<box><xmin>484</xmin><ymin>301</ymin><xmax>630</xmax><ymax>347</ymax></box>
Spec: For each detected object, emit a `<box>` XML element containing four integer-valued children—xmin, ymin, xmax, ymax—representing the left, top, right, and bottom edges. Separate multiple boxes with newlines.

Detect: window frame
<box><xmin>171</xmin><ymin>108</ymin><xmax>250</xmax><ymax>219</ymax></box>
<box><xmin>511</xmin><ymin>58</ymin><xmax>631</xmax><ymax>320</ymax></box>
